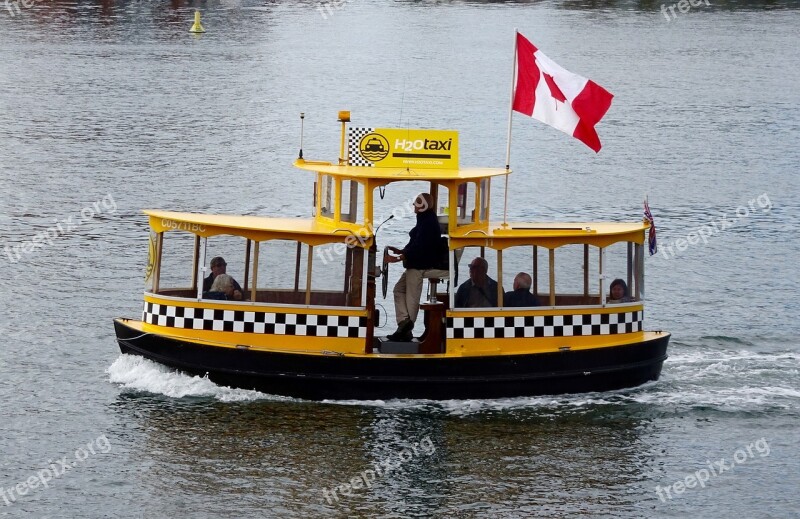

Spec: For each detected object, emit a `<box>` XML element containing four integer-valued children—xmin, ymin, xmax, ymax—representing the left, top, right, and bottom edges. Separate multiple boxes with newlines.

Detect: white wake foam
<box><xmin>106</xmin><ymin>354</ymin><xmax>292</xmax><ymax>402</ymax></box>
<box><xmin>107</xmin><ymin>346</ymin><xmax>799</xmax><ymax>414</ymax></box>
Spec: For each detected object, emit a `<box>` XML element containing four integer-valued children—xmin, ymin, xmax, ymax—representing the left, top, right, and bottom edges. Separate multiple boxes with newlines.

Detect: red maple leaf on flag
<box><xmin>543</xmin><ymin>73</ymin><xmax>566</xmax><ymax>102</ymax></box>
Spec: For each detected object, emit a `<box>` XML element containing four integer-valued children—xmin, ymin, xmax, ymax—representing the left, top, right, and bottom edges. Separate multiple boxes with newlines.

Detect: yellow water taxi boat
<box><xmin>114</xmin><ymin>112</ymin><xmax>669</xmax><ymax>400</ymax></box>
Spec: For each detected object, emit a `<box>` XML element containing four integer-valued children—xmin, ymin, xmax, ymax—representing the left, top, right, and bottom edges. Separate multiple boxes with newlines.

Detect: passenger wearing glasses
<box><xmin>203</xmin><ymin>256</ymin><xmax>243</xmax><ymax>301</ymax></box>
<box><xmin>454</xmin><ymin>257</ymin><xmax>499</xmax><ymax>308</ymax></box>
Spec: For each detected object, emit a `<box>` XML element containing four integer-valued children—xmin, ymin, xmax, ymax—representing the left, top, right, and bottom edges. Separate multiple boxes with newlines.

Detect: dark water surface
<box><xmin>1</xmin><ymin>1</ymin><xmax>799</xmax><ymax>517</ymax></box>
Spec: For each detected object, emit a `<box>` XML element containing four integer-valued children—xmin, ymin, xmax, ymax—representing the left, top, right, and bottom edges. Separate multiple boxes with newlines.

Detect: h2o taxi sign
<box><xmin>348</xmin><ymin>128</ymin><xmax>459</xmax><ymax>169</ymax></box>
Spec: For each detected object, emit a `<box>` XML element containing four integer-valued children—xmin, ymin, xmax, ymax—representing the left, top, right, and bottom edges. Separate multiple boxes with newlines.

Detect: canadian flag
<box><xmin>512</xmin><ymin>32</ymin><xmax>614</xmax><ymax>153</ymax></box>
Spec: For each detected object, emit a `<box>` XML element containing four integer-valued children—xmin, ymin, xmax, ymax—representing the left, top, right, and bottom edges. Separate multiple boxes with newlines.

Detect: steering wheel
<box><xmin>381</xmin><ymin>246</ymin><xmax>389</xmax><ymax>299</ymax></box>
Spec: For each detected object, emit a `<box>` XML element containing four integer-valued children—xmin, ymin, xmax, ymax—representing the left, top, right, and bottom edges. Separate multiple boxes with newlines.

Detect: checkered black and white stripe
<box><xmin>447</xmin><ymin>311</ymin><xmax>641</xmax><ymax>339</ymax></box>
<box><xmin>348</xmin><ymin>127</ymin><xmax>375</xmax><ymax>167</ymax></box>
<box><xmin>143</xmin><ymin>302</ymin><xmax>367</xmax><ymax>338</ymax></box>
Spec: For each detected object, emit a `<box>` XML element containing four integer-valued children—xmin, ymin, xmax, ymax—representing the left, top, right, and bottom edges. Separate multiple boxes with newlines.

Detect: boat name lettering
<box><xmin>161</xmin><ymin>219</ymin><xmax>206</xmax><ymax>232</ymax></box>
<box><xmin>394</xmin><ymin>138</ymin><xmax>452</xmax><ymax>152</ymax></box>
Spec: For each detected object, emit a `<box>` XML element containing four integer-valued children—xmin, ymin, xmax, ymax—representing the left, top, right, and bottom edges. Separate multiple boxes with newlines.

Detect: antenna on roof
<box><xmin>298</xmin><ymin>112</ymin><xmax>305</xmax><ymax>160</ymax></box>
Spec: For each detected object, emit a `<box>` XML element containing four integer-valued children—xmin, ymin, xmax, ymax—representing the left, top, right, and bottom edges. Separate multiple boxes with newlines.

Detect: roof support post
<box><xmin>635</xmin><ymin>243</ymin><xmax>644</xmax><ymax>301</ymax></box>
<box><xmin>497</xmin><ymin>249</ymin><xmax>504</xmax><ymax>307</ymax></box>
<box><xmin>365</xmin><ymin>241</ymin><xmax>377</xmax><ymax>353</ymax></box>
<box><xmin>627</xmin><ymin>242</ymin><xmax>633</xmax><ymax>296</ymax></box>
<box><xmin>348</xmin><ymin>180</ymin><xmax>359</xmax><ymax>222</ymax></box>
<box><xmin>473</xmin><ymin>181</ymin><xmax>480</xmax><ymax>223</ymax></box>
<box><xmin>196</xmin><ymin>237</ymin><xmax>206</xmax><ymax>300</ymax></box>
<box><xmin>548</xmin><ymin>248</ymin><xmax>555</xmax><ymax>307</ymax></box>
<box><xmin>251</xmin><ymin>242</ymin><xmax>260</xmax><ymax>302</ymax></box>
<box><xmin>294</xmin><ymin>242</ymin><xmax>302</xmax><ymax>292</ymax></box>
<box><xmin>343</xmin><ymin>244</ymin><xmax>353</xmax><ymax>295</ymax></box>
<box><xmin>334</xmin><ymin>178</ymin><xmax>342</xmax><ymax>221</ymax></box>
<box><xmin>191</xmin><ymin>235</ymin><xmax>200</xmax><ymax>293</ymax></box>
<box><xmin>243</xmin><ymin>239</ymin><xmax>251</xmax><ymax>299</ymax></box>
<box><xmin>532</xmin><ymin>245</ymin><xmax>538</xmax><ymax>298</ymax></box>
<box><xmin>305</xmin><ymin>245</ymin><xmax>314</xmax><ymax>305</ymax></box>
<box><xmin>449</xmin><ymin>248</ymin><xmax>455</xmax><ymax>309</ymax></box>
<box><xmin>153</xmin><ymin>232</ymin><xmax>163</xmax><ymax>295</ymax></box>
<box><xmin>448</xmin><ymin>181</ymin><xmax>457</xmax><ymax>232</ymax></box>
<box><xmin>583</xmin><ymin>244</ymin><xmax>589</xmax><ymax>299</ymax></box>
<box><xmin>599</xmin><ymin>247</ymin><xmax>606</xmax><ymax>307</ymax></box>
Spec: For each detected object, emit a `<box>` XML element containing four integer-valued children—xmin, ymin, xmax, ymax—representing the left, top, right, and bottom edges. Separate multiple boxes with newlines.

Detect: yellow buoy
<box><xmin>189</xmin><ymin>11</ymin><xmax>205</xmax><ymax>33</ymax></box>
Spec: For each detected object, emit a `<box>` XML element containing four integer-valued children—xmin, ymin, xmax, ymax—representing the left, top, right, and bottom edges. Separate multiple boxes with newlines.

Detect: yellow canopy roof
<box><xmin>449</xmin><ymin>221</ymin><xmax>649</xmax><ymax>249</ymax></box>
<box><xmin>146</xmin><ymin>210</ymin><xmax>647</xmax><ymax>250</ymax></box>
<box><xmin>293</xmin><ymin>159</ymin><xmax>509</xmax><ymax>181</ymax></box>
<box><xmin>145</xmin><ymin>210</ymin><xmax>372</xmax><ymax>247</ymax></box>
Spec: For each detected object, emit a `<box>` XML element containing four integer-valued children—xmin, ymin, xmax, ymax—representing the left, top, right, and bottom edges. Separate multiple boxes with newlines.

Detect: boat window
<box><xmin>318</xmin><ymin>174</ymin><xmax>335</xmax><ymax>219</ymax></box>
<box><xmin>551</xmin><ymin>244</ymin><xmax>601</xmax><ymax>306</ymax></box>
<box><xmin>452</xmin><ymin>246</ymin><xmax>501</xmax><ymax>307</ymax></box>
<box><xmin>602</xmin><ymin>241</ymin><xmax>642</xmax><ymax>303</ymax></box>
<box><xmin>455</xmin><ymin>181</ymin><xmax>476</xmax><ymax>223</ymax></box>
<box><xmin>451</xmin><ymin>241</ymin><xmax>643</xmax><ymax>309</ymax></box>
<box><xmin>495</xmin><ymin>245</ymin><xmax>547</xmax><ymax>307</ymax></box>
<box><xmin>433</xmin><ymin>184</ymin><xmax>450</xmax><ymax>233</ymax></box>
<box><xmin>372</xmin><ymin>181</ymin><xmax>433</xmax><ymax>230</ymax></box>
<box><xmin>200</xmin><ymin>235</ymin><xmax>249</xmax><ymax>295</ymax></box>
<box><xmin>433</xmin><ymin>184</ymin><xmax>449</xmax><ymax>212</ymax></box>
<box><xmin>535</xmin><ymin>245</ymin><xmax>553</xmax><ymax>305</ymax></box>
<box><xmin>450</xmin><ymin>180</ymin><xmax>490</xmax><ymax>228</ymax></box>
<box><xmin>250</xmin><ymin>239</ymin><xmax>363</xmax><ymax>307</ymax></box>
<box><xmin>157</xmin><ymin>231</ymin><xmax>198</xmax><ymax>294</ymax></box>
<box><xmin>148</xmin><ymin>233</ymin><xmax>250</xmax><ymax>300</ymax></box>
<box><xmin>339</xmin><ymin>179</ymin><xmax>364</xmax><ymax>223</ymax></box>
<box><xmin>479</xmin><ymin>178</ymin><xmax>490</xmax><ymax>222</ymax></box>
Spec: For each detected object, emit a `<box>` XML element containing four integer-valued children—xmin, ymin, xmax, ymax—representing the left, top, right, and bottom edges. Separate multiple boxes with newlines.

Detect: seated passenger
<box><xmin>503</xmin><ymin>272</ymin><xmax>538</xmax><ymax>307</ymax></box>
<box><xmin>204</xmin><ymin>274</ymin><xmax>240</xmax><ymax>301</ymax></box>
<box><xmin>608</xmin><ymin>278</ymin><xmax>634</xmax><ymax>303</ymax></box>
<box><xmin>203</xmin><ymin>256</ymin><xmax>243</xmax><ymax>300</ymax></box>
<box><xmin>454</xmin><ymin>257</ymin><xmax>499</xmax><ymax>308</ymax></box>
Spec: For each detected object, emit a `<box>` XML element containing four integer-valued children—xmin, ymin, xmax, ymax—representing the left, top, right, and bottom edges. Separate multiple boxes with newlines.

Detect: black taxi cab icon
<box><xmin>364</xmin><ymin>138</ymin><xmax>386</xmax><ymax>153</ymax></box>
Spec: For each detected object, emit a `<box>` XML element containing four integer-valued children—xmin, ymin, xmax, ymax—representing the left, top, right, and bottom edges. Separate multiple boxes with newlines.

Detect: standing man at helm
<box><xmin>385</xmin><ymin>193</ymin><xmax>442</xmax><ymax>341</ymax></box>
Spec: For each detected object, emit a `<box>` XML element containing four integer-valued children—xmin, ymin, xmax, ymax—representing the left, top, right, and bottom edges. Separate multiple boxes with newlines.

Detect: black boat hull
<box><xmin>114</xmin><ymin>318</ymin><xmax>669</xmax><ymax>400</ymax></box>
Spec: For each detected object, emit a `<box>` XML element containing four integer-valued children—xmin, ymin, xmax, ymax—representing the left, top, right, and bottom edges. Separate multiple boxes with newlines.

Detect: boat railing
<box><xmin>150</xmin><ymin>288</ymin><xmax>359</xmax><ymax>308</ymax></box>
<box><xmin>447</xmin><ymin>299</ymin><xmax>643</xmax><ymax>314</ymax></box>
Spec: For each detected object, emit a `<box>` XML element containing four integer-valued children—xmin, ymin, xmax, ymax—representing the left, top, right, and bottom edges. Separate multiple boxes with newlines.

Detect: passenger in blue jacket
<box><xmin>455</xmin><ymin>257</ymin><xmax>499</xmax><ymax>308</ymax></box>
<box><xmin>385</xmin><ymin>193</ymin><xmax>442</xmax><ymax>341</ymax></box>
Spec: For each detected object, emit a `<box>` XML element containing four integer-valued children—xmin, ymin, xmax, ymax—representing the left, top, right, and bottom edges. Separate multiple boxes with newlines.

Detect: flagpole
<box><xmin>503</xmin><ymin>28</ymin><xmax>518</xmax><ymax>227</ymax></box>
